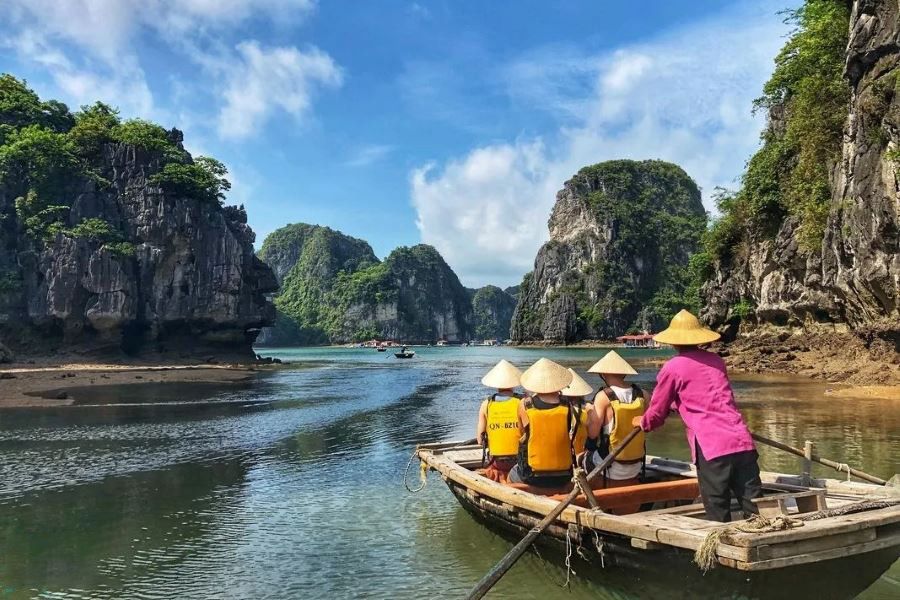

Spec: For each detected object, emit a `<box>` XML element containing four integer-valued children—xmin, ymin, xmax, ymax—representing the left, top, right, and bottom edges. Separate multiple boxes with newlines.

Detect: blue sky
<box><xmin>1</xmin><ymin>0</ymin><xmax>797</xmax><ymax>287</ymax></box>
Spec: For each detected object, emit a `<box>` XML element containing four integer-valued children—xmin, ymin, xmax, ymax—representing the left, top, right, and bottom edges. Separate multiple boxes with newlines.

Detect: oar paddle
<box><xmin>751</xmin><ymin>433</ymin><xmax>887</xmax><ymax>485</ymax></box>
<box><xmin>466</xmin><ymin>426</ymin><xmax>642</xmax><ymax>600</ymax></box>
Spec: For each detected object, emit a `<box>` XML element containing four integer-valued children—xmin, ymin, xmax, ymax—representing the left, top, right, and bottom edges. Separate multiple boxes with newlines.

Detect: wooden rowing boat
<box><xmin>417</xmin><ymin>441</ymin><xmax>900</xmax><ymax>591</ymax></box>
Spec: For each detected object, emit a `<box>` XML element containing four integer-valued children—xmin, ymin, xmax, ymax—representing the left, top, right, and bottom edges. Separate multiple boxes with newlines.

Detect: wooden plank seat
<box><xmin>500</xmin><ymin>478</ymin><xmax>700</xmax><ymax>513</ymax></box>
<box><xmin>502</xmin><ymin>481</ymin><xmax>574</xmax><ymax>496</ymax></box>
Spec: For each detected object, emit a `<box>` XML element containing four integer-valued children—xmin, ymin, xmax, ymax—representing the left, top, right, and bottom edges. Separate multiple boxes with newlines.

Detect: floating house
<box><xmin>616</xmin><ymin>333</ymin><xmax>660</xmax><ymax>348</ymax></box>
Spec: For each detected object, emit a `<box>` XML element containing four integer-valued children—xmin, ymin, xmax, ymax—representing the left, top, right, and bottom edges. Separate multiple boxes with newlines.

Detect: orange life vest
<box><xmin>521</xmin><ymin>398</ymin><xmax>588</xmax><ymax>476</ymax></box>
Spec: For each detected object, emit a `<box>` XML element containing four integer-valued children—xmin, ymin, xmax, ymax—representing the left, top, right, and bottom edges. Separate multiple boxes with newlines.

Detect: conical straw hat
<box><xmin>588</xmin><ymin>351</ymin><xmax>638</xmax><ymax>375</ymax></box>
<box><xmin>653</xmin><ymin>309</ymin><xmax>721</xmax><ymax>345</ymax></box>
<box><xmin>561</xmin><ymin>368</ymin><xmax>593</xmax><ymax>397</ymax></box>
<box><xmin>481</xmin><ymin>359</ymin><xmax>522</xmax><ymax>389</ymax></box>
<box><xmin>520</xmin><ymin>358</ymin><xmax>573</xmax><ymax>394</ymax></box>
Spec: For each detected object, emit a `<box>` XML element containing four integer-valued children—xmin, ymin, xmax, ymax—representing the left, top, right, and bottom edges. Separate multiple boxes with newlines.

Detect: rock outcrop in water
<box><xmin>696</xmin><ymin>1</ymin><xmax>898</xmax><ymax>381</ymax></box>
<box><xmin>471</xmin><ymin>285</ymin><xmax>517</xmax><ymax>340</ymax></box>
<box><xmin>510</xmin><ymin>160</ymin><xmax>706</xmax><ymax>343</ymax></box>
<box><xmin>0</xmin><ymin>76</ymin><xmax>276</xmax><ymax>359</ymax></box>
<box><xmin>257</xmin><ymin>224</ymin><xmax>473</xmax><ymax>344</ymax></box>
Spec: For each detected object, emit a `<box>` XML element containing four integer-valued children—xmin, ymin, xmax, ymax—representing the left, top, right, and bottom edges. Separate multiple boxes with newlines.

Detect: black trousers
<box><xmin>695</xmin><ymin>443</ymin><xmax>762</xmax><ymax>522</ymax></box>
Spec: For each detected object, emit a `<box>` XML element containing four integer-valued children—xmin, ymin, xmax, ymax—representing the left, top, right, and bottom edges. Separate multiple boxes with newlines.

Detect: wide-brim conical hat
<box><xmin>653</xmin><ymin>309</ymin><xmax>721</xmax><ymax>345</ymax></box>
<box><xmin>520</xmin><ymin>358</ymin><xmax>573</xmax><ymax>394</ymax></box>
<box><xmin>481</xmin><ymin>359</ymin><xmax>522</xmax><ymax>389</ymax></box>
<box><xmin>561</xmin><ymin>368</ymin><xmax>593</xmax><ymax>397</ymax></box>
<box><xmin>588</xmin><ymin>351</ymin><xmax>637</xmax><ymax>375</ymax></box>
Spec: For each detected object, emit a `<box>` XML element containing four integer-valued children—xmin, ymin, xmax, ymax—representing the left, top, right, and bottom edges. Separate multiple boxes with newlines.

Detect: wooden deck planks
<box><xmin>726</xmin><ymin>506</ymin><xmax>900</xmax><ymax>547</ymax></box>
<box><xmin>730</xmin><ymin>529</ymin><xmax>900</xmax><ymax>571</ymax></box>
<box><xmin>755</xmin><ymin>528</ymin><xmax>876</xmax><ymax>561</ymax></box>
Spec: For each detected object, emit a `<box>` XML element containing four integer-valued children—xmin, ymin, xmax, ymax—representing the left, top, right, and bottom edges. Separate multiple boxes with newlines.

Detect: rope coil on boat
<box><xmin>694</xmin><ymin>515</ymin><xmax>804</xmax><ymax>573</ymax></box>
<box><xmin>693</xmin><ymin>498</ymin><xmax>900</xmax><ymax>572</ymax></box>
<box><xmin>403</xmin><ymin>449</ymin><xmax>428</xmax><ymax>493</ymax></box>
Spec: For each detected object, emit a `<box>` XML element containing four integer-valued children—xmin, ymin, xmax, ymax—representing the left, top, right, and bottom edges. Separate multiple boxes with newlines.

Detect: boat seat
<box><xmin>503</xmin><ymin>481</ymin><xmax>574</xmax><ymax>496</ymax></box>
<box><xmin>556</xmin><ymin>478</ymin><xmax>701</xmax><ymax>513</ymax></box>
<box><xmin>501</xmin><ymin>478</ymin><xmax>700</xmax><ymax>514</ymax></box>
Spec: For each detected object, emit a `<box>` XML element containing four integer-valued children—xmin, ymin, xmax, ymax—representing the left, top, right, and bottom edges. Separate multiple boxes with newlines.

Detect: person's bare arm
<box><xmin>476</xmin><ymin>400</ymin><xmax>488</xmax><ymax>445</ymax></box>
<box><xmin>518</xmin><ymin>398</ymin><xmax>529</xmax><ymax>429</ymax></box>
<box><xmin>593</xmin><ymin>391</ymin><xmax>610</xmax><ymax>432</ymax></box>
<box><xmin>586</xmin><ymin>403</ymin><xmax>602</xmax><ymax>440</ymax></box>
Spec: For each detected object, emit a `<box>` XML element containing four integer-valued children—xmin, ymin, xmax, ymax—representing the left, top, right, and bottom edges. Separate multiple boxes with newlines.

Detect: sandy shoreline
<box><xmin>0</xmin><ymin>363</ymin><xmax>268</xmax><ymax>408</ymax></box>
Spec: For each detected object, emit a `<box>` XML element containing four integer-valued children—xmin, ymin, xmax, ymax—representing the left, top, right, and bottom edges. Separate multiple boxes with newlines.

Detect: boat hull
<box><xmin>447</xmin><ymin>479</ymin><xmax>899</xmax><ymax>600</ymax></box>
<box><xmin>417</xmin><ymin>440</ymin><xmax>900</xmax><ymax>597</ymax></box>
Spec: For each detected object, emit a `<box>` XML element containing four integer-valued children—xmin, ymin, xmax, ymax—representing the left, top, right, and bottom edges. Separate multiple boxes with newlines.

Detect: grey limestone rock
<box><xmin>0</xmin><ymin>140</ymin><xmax>276</xmax><ymax>359</ymax></box>
<box><xmin>702</xmin><ymin>0</ymin><xmax>900</xmax><ymax>332</ymax></box>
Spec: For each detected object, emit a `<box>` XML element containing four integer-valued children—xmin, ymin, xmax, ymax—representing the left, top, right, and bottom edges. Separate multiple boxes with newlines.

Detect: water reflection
<box><xmin>0</xmin><ymin>347</ymin><xmax>894</xmax><ymax>599</ymax></box>
<box><xmin>0</xmin><ymin>458</ymin><xmax>250</xmax><ymax>598</ymax></box>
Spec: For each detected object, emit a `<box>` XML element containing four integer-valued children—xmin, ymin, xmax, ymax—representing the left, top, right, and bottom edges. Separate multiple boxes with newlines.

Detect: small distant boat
<box><xmin>395</xmin><ymin>351</ymin><xmax>415</xmax><ymax>359</ymax></box>
<box><xmin>377</xmin><ymin>347</ymin><xmax>387</xmax><ymax>352</ymax></box>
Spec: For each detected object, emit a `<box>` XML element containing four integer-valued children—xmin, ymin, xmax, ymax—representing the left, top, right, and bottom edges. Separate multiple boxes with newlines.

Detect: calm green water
<box><xmin>0</xmin><ymin>347</ymin><xmax>897</xmax><ymax>599</ymax></box>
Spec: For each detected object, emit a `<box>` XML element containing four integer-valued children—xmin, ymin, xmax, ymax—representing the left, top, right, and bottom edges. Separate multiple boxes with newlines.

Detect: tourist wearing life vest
<box><xmin>634</xmin><ymin>310</ymin><xmax>762</xmax><ymax>523</ymax></box>
<box><xmin>476</xmin><ymin>359</ymin><xmax>523</xmax><ymax>482</ymax></box>
<box><xmin>507</xmin><ymin>358</ymin><xmax>592</xmax><ymax>487</ymax></box>
<box><xmin>588</xmin><ymin>351</ymin><xmax>646</xmax><ymax>492</ymax></box>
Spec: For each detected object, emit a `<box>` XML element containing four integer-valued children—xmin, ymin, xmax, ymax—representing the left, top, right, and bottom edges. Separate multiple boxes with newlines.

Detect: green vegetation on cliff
<box><xmin>705</xmin><ymin>0</ymin><xmax>850</xmax><ymax>262</ymax></box>
<box><xmin>0</xmin><ymin>74</ymin><xmax>275</xmax><ymax>358</ymax></box>
<box><xmin>258</xmin><ymin>226</ymin><xmax>473</xmax><ymax>344</ymax></box>
<box><xmin>584</xmin><ymin>160</ymin><xmax>706</xmax><ymax>326</ymax></box>
<box><xmin>512</xmin><ymin>160</ymin><xmax>706</xmax><ymax>341</ymax></box>
<box><xmin>0</xmin><ymin>75</ymin><xmax>233</xmax><ymax>252</ymax></box>
<box><xmin>258</xmin><ymin>223</ymin><xmax>378</xmax><ymax>345</ymax></box>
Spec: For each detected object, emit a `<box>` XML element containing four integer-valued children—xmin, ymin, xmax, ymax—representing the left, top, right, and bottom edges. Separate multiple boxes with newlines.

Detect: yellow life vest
<box><xmin>607</xmin><ymin>386</ymin><xmax>646</xmax><ymax>463</ymax></box>
<box><xmin>569</xmin><ymin>401</ymin><xmax>589</xmax><ymax>455</ymax></box>
<box><xmin>485</xmin><ymin>396</ymin><xmax>521</xmax><ymax>458</ymax></box>
<box><xmin>524</xmin><ymin>399</ymin><xmax>588</xmax><ymax>474</ymax></box>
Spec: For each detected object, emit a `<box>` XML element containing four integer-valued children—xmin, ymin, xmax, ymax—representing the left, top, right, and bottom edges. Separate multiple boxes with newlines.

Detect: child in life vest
<box><xmin>476</xmin><ymin>359</ymin><xmax>523</xmax><ymax>482</ymax></box>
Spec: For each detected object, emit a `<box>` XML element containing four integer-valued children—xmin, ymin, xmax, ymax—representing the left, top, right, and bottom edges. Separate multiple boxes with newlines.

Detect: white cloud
<box><xmin>410</xmin><ymin>1</ymin><xmax>789</xmax><ymax>287</ymax></box>
<box><xmin>217</xmin><ymin>41</ymin><xmax>343</xmax><ymax>139</ymax></box>
<box><xmin>3</xmin><ymin>1</ymin><xmax>316</xmax><ymax>59</ymax></box>
<box><xmin>411</xmin><ymin>140</ymin><xmax>560</xmax><ymax>285</ymax></box>
<box><xmin>345</xmin><ymin>144</ymin><xmax>395</xmax><ymax>167</ymax></box>
<box><xmin>1</xmin><ymin>0</ymin><xmax>323</xmax><ymax>127</ymax></box>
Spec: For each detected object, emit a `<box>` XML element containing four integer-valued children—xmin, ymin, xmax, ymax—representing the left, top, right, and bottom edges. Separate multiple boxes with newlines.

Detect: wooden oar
<box><xmin>465</xmin><ymin>426</ymin><xmax>642</xmax><ymax>600</ymax></box>
<box><xmin>751</xmin><ymin>433</ymin><xmax>886</xmax><ymax>485</ymax></box>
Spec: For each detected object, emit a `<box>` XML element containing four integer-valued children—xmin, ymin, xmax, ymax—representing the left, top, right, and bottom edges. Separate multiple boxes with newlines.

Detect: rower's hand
<box><xmin>631</xmin><ymin>416</ymin><xmax>644</xmax><ymax>430</ymax></box>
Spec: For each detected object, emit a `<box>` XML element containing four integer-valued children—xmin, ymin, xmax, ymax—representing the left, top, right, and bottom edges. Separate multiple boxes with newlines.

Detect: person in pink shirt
<box><xmin>632</xmin><ymin>310</ymin><xmax>762</xmax><ymax>522</ymax></box>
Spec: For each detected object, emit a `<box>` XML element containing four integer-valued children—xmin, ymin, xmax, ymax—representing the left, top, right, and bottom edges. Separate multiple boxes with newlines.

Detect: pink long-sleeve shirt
<box><xmin>641</xmin><ymin>348</ymin><xmax>755</xmax><ymax>462</ymax></box>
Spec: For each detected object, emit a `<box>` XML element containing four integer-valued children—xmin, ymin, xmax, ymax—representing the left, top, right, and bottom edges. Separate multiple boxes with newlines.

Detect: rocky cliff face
<box><xmin>702</xmin><ymin>0</ymin><xmax>899</xmax><ymax>334</ymax></box>
<box><xmin>471</xmin><ymin>285</ymin><xmax>517</xmax><ymax>340</ymax></box>
<box><xmin>0</xmin><ymin>80</ymin><xmax>276</xmax><ymax>360</ymax></box>
<box><xmin>511</xmin><ymin>160</ymin><xmax>706</xmax><ymax>342</ymax></box>
<box><xmin>256</xmin><ymin>223</ymin><xmax>377</xmax><ymax>345</ymax></box>
<box><xmin>333</xmin><ymin>244</ymin><xmax>473</xmax><ymax>344</ymax></box>
<box><xmin>256</xmin><ymin>223</ymin><xmax>474</xmax><ymax>345</ymax></box>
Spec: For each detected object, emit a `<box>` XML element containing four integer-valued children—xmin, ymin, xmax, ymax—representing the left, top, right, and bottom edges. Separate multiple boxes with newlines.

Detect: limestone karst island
<box><xmin>0</xmin><ymin>1</ymin><xmax>898</xmax><ymax>599</ymax></box>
